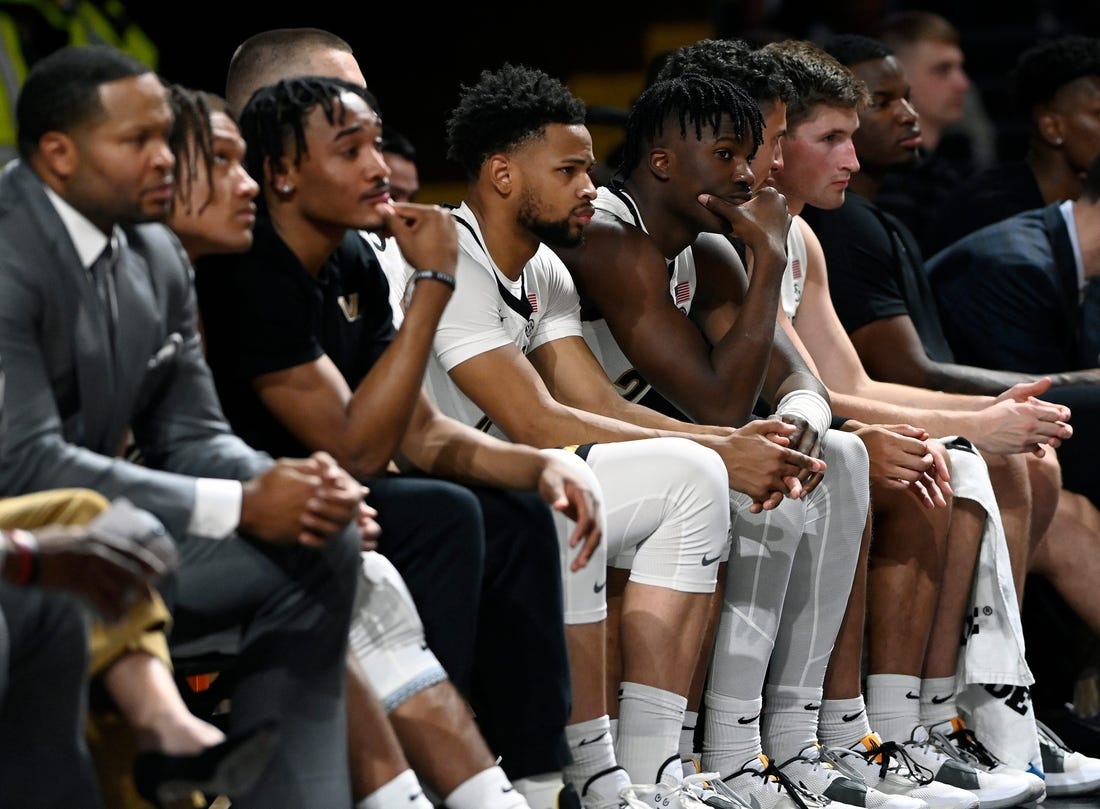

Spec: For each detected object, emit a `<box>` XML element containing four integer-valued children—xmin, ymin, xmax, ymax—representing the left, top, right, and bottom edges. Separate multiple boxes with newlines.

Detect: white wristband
<box><xmin>774</xmin><ymin>389</ymin><xmax>831</xmax><ymax>440</ymax></box>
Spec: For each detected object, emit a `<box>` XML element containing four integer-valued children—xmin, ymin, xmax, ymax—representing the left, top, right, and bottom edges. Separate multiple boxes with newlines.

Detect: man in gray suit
<box><xmin>0</xmin><ymin>44</ymin><xmax>366</xmax><ymax>808</ymax></box>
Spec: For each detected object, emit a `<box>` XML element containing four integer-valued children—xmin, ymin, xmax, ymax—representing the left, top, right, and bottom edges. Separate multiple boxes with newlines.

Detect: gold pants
<box><xmin>0</xmin><ymin>488</ymin><xmax>173</xmax><ymax>808</ymax></box>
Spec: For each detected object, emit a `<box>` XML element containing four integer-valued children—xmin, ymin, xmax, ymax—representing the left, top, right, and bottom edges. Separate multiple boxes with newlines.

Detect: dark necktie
<box><xmin>90</xmin><ymin>243</ymin><xmax>118</xmax><ymax>349</ymax></box>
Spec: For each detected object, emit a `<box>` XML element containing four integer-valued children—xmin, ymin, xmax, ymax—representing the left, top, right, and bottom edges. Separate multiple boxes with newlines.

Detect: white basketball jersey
<box><xmin>782</xmin><ymin>217</ymin><xmax>807</xmax><ymax>323</ymax></box>
<box><xmin>359</xmin><ymin>229</ymin><xmax>415</xmax><ymax>329</ymax></box>
<box><xmin>381</xmin><ymin>202</ymin><xmax>586</xmax><ymax>438</ymax></box>
<box><xmin>583</xmin><ymin>186</ymin><xmax>699</xmax><ymax>405</ymax></box>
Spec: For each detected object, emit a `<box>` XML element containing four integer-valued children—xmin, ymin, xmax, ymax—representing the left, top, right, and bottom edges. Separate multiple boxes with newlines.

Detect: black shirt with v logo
<box><xmin>196</xmin><ymin>217</ymin><xmax>396</xmax><ymax>460</ymax></box>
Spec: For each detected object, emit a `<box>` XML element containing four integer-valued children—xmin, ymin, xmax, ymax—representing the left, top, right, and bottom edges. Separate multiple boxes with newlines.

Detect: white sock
<box><xmin>866</xmin><ymin>673</ymin><xmax>922</xmax><ymax>743</ymax></box>
<box><xmin>681</xmin><ymin>709</ymin><xmax>700</xmax><ymax>767</ymax></box>
<box><xmin>616</xmin><ymin>681</ymin><xmax>687</xmax><ymax>784</ymax></box>
<box><xmin>511</xmin><ymin>772</ymin><xmax>564</xmax><ymax>809</ymax></box>
<box><xmin>760</xmin><ymin>684</ymin><xmax>822</xmax><ymax>762</ymax></box>
<box><xmin>357</xmin><ymin>769</ymin><xmax>432</xmax><ymax>809</ymax></box>
<box><xmin>445</xmin><ymin>765</ymin><xmax>530</xmax><ymax>809</ymax></box>
<box><xmin>609</xmin><ymin>717</ymin><xmax>619</xmax><ymax>742</ymax></box>
<box><xmin>920</xmin><ymin>676</ymin><xmax>959</xmax><ymax>728</ymax></box>
<box><xmin>819</xmin><ymin>695</ymin><xmax>873</xmax><ymax>748</ymax></box>
<box><xmin>701</xmin><ymin>692</ymin><xmax>763</xmax><ymax>777</ymax></box>
<box><xmin>563</xmin><ymin>715</ymin><xmax>624</xmax><ymax>800</ymax></box>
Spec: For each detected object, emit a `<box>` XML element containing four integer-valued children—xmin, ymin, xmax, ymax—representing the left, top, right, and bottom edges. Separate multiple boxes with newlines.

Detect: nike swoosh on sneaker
<box><xmin>593</xmin><ymin>580</ymin><xmax>606</xmax><ymax>593</ymax></box>
<box><xmin>842</xmin><ymin>710</ymin><xmax>865</xmax><ymax>721</ymax></box>
<box><xmin>930</xmin><ymin>693</ymin><xmax>955</xmax><ymax>704</ymax></box>
<box><xmin>906</xmin><ymin>691</ymin><xmax>920</xmax><ymax>699</ymax></box>
<box><xmin>701</xmin><ymin>553</ymin><xmax>721</xmax><ymax>566</ymax></box>
<box><xmin>738</xmin><ymin>713</ymin><xmax>762</xmax><ymax>724</ymax></box>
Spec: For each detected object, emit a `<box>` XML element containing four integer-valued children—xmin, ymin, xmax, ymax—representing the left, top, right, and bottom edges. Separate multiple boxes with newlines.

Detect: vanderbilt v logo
<box><xmin>337</xmin><ymin>293</ymin><xmax>361</xmax><ymax>322</ymax></box>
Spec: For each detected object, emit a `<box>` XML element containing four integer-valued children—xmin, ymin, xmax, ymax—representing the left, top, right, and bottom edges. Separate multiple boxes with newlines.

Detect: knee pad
<box><xmin>541</xmin><ymin>447</ymin><xmax>608</xmax><ymax>625</ymax></box>
<box><xmin>590</xmin><ymin>437</ymin><xmax>731</xmax><ymax>593</ymax></box>
<box><xmin>348</xmin><ymin>551</ymin><xmax>448</xmax><ymax>713</ymax></box>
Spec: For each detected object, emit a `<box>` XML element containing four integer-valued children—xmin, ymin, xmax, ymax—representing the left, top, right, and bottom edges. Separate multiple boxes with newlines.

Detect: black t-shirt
<box><xmin>196</xmin><ymin>216</ymin><xmax>396</xmax><ymax>459</ymax></box>
<box><xmin>875</xmin><ymin>149</ymin><xmax>966</xmax><ymax>261</ymax></box>
<box><xmin>801</xmin><ymin>192</ymin><xmax>956</xmax><ymax>363</ymax></box>
<box><xmin>923</xmin><ymin>160</ymin><xmax>1043</xmax><ymax>259</ymax></box>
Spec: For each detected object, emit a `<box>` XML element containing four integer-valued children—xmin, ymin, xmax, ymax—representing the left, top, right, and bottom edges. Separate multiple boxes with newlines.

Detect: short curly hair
<box><xmin>444</xmin><ymin>62</ymin><xmax>587</xmax><ymax>180</ymax></box>
<box><xmin>1011</xmin><ymin>35</ymin><xmax>1100</xmax><ymax>114</ymax></box>
<box><xmin>823</xmin><ymin>33</ymin><xmax>894</xmax><ymax>70</ymax></box>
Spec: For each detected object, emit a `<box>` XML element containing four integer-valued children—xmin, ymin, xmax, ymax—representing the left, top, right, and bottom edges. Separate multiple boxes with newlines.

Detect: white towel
<box><xmin>945</xmin><ymin>439</ymin><xmax>1040</xmax><ymax>771</ymax></box>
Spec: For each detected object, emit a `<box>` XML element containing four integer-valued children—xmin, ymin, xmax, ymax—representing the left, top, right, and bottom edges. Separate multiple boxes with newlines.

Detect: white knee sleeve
<box><xmin>348</xmin><ymin>551</ymin><xmax>448</xmax><ymax>713</ymax></box>
<box><xmin>770</xmin><ymin>428</ymin><xmax>868</xmax><ymax>687</ymax></box>
<box><xmin>715</xmin><ymin>492</ymin><xmax>807</xmax><ymax>698</ymax></box>
<box><xmin>713</xmin><ymin>428</ymin><xmax>869</xmax><ymax>698</ymax></box>
<box><xmin>541</xmin><ymin>448</ymin><xmax>609</xmax><ymax>625</ymax></box>
<box><xmin>587</xmin><ymin>437</ymin><xmax>731</xmax><ymax>593</ymax></box>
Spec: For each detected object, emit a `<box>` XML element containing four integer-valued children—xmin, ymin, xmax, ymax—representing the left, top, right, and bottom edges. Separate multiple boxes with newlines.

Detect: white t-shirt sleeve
<box><xmin>433</xmin><ymin>252</ymin><xmax>516</xmax><ymax>370</ymax></box>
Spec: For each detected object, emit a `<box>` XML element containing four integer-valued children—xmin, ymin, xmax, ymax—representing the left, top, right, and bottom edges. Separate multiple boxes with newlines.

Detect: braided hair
<box><xmin>657</xmin><ymin>38</ymin><xmax>795</xmax><ymax>107</ymax></box>
<box><xmin>616</xmin><ymin>72</ymin><xmax>764</xmax><ymax>181</ymax></box>
<box><xmin>167</xmin><ymin>84</ymin><xmax>225</xmax><ymax>215</ymax></box>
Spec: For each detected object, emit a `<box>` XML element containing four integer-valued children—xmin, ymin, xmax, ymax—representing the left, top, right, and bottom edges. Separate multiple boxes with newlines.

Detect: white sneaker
<box><xmin>797</xmin><ymin>742</ymin><xmax>929</xmax><ymax>809</ymax></box>
<box><xmin>777</xmin><ymin>743</ymin><xmax>876</xmax><ymax>807</ymax></box>
<box><xmin>584</xmin><ymin>790</ymin><xmax>650</xmax><ymax>809</ymax></box>
<box><xmin>825</xmin><ymin>733</ymin><xmax>975</xmax><ymax>809</ymax></box>
<box><xmin>584</xmin><ymin>793</ymin><xmax>649</xmax><ymax>809</ymax></box>
<box><xmin>620</xmin><ymin>772</ymin><xmax>710</xmax><ymax>808</ymax></box>
<box><xmin>721</xmin><ymin>753</ymin><xmax>852</xmax><ymax>809</ymax></box>
<box><xmin>903</xmin><ymin>724</ymin><xmax>1041</xmax><ymax>809</ymax></box>
<box><xmin>578</xmin><ymin>768</ymin><xmax>641</xmax><ymax>809</ymax></box>
<box><xmin>680</xmin><ymin>770</ymin><xmax>749</xmax><ymax>808</ymax></box>
<box><xmin>1036</xmin><ymin>719</ymin><xmax>1100</xmax><ymax>797</ymax></box>
<box><xmin>928</xmin><ymin>717</ymin><xmax>1046</xmax><ymax>804</ymax></box>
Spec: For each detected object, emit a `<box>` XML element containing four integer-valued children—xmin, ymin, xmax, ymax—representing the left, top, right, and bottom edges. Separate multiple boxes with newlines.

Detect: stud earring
<box><xmin>281</xmin><ymin>184</ymin><xmax>292</xmax><ymax>193</ymax></box>
<box><xmin>1054</xmin><ymin>138</ymin><xmax>1064</xmax><ymax>146</ymax></box>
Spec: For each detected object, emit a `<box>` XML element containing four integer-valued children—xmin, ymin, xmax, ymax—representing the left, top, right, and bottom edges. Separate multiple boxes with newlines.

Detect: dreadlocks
<box><xmin>445</xmin><ymin>62</ymin><xmax>587</xmax><ymax>181</ymax></box>
<box><xmin>238</xmin><ymin>75</ymin><xmax>379</xmax><ymax>201</ymax></box>
<box><xmin>656</xmin><ymin>38</ymin><xmax>795</xmax><ymax>108</ymax></box>
<box><xmin>616</xmin><ymin>72</ymin><xmax>764</xmax><ymax>181</ymax></box>
<box><xmin>167</xmin><ymin>84</ymin><xmax>220</xmax><ymax>215</ymax></box>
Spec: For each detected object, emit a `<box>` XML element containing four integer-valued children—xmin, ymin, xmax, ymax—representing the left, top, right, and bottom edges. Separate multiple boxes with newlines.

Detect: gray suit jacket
<box><xmin>0</xmin><ymin>160</ymin><xmax>270</xmax><ymax>541</ymax></box>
